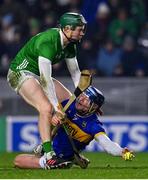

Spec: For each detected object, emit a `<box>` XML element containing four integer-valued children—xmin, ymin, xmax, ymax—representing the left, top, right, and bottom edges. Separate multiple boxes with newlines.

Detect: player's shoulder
<box><xmin>45</xmin><ymin>28</ymin><xmax>60</xmax><ymax>38</ymax></box>
<box><xmin>85</xmin><ymin>113</ymin><xmax>103</xmax><ymax>125</ymax></box>
<box><xmin>78</xmin><ymin>114</ymin><xmax>104</xmax><ymax>136</ymax></box>
<box><xmin>34</xmin><ymin>28</ymin><xmax>60</xmax><ymax>41</ymax></box>
<box><xmin>45</xmin><ymin>28</ymin><xmax>60</xmax><ymax>35</ymax></box>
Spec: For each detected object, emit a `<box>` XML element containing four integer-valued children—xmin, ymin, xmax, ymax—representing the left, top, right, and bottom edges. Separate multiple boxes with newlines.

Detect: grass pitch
<box><xmin>0</xmin><ymin>152</ymin><xmax>148</xmax><ymax>179</ymax></box>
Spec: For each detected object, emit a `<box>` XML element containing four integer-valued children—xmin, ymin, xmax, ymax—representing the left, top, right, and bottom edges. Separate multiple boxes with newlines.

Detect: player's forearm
<box><xmin>38</xmin><ymin>56</ymin><xmax>59</xmax><ymax>110</ymax></box>
<box><xmin>66</xmin><ymin>57</ymin><xmax>81</xmax><ymax>87</ymax></box>
<box><xmin>95</xmin><ymin>134</ymin><xmax>123</xmax><ymax>156</ymax></box>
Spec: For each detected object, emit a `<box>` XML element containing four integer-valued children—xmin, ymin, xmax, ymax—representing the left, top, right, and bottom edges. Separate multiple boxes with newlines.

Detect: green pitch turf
<box><xmin>0</xmin><ymin>152</ymin><xmax>148</xmax><ymax>179</ymax></box>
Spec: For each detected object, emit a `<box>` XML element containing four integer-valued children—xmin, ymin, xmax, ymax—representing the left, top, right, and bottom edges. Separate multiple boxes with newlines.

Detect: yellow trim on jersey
<box><xmin>65</xmin><ymin>119</ymin><xmax>93</xmax><ymax>143</ymax></box>
<box><xmin>94</xmin><ymin>132</ymin><xmax>107</xmax><ymax>139</ymax></box>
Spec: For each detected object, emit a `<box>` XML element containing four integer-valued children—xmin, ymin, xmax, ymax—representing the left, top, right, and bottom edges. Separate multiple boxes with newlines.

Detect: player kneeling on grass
<box><xmin>14</xmin><ymin>86</ymin><xmax>135</xmax><ymax>169</ymax></box>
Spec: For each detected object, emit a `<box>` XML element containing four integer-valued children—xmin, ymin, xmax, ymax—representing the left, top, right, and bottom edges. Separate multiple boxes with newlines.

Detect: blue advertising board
<box><xmin>7</xmin><ymin>116</ymin><xmax>40</xmax><ymax>152</ymax></box>
<box><xmin>6</xmin><ymin>116</ymin><xmax>148</xmax><ymax>152</ymax></box>
<box><xmin>85</xmin><ymin>116</ymin><xmax>148</xmax><ymax>152</ymax></box>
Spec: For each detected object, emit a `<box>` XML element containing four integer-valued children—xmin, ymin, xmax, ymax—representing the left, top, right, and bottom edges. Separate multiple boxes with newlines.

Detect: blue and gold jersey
<box><xmin>53</xmin><ymin>99</ymin><xmax>106</xmax><ymax>159</ymax></box>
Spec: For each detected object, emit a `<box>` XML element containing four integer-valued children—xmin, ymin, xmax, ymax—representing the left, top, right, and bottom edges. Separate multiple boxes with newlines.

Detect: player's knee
<box><xmin>14</xmin><ymin>155</ymin><xmax>23</xmax><ymax>168</ymax></box>
<box><xmin>39</xmin><ymin>103</ymin><xmax>53</xmax><ymax>117</ymax></box>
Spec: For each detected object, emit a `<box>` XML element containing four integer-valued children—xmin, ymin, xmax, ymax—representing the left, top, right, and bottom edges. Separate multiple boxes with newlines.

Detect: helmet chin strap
<box><xmin>76</xmin><ymin>98</ymin><xmax>97</xmax><ymax>116</ymax></box>
<box><xmin>61</xmin><ymin>28</ymin><xmax>79</xmax><ymax>43</ymax></box>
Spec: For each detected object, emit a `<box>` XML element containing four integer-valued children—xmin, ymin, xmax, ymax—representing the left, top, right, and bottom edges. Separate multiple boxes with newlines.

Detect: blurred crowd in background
<box><xmin>0</xmin><ymin>0</ymin><xmax>148</xmax><ymax>77</ymax></box>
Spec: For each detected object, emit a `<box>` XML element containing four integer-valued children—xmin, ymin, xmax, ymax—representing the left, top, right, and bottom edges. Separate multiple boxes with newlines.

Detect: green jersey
<box><xmin>10</xmin><ymin>28</ymin><xmax>76</xmax><ymax>75</ymax></box>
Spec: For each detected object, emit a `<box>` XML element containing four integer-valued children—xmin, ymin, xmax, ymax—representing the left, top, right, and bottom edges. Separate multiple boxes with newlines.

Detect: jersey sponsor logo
<box><xmin>16</xmin><ymin>59</ymin><xmax>29</xmax><ymax>70</ymax></box>
<box><xmin>65</xmin><ymin>120</ymin><xmax>92</xmax><ymax>143</ymax></box>
<box><xmin>65</xmin><ymin>122</ymin><xmax>77</xmax><ymax>137</ymax></box>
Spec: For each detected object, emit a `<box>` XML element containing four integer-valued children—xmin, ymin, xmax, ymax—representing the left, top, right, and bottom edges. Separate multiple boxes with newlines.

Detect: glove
<box><xmin>33</xmin><ymin>144</ymin><xmax>44</xmax><ymax>157</ymax></box>
<box><xmin>122</xmin><ymin>147</ymin><xmax>135</xmax><ymax>161</ymax></box>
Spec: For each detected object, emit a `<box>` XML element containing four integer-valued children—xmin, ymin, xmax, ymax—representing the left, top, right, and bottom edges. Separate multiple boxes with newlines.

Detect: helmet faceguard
<box><xmin>59</xmin><ymin>12</ymin><xmax>87</xmax><ymax>43</ymax></box>
<box><xmin>76</xmin><ymin>86</ymin><xmax>105</xmax><ymax>116</ymax></box>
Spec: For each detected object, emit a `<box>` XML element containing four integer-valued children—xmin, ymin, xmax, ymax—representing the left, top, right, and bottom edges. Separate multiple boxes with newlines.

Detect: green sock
<box><xmin>42</xmin><ymin>141</ymin><xmax>52</xmax><ymax>153</ymax></box>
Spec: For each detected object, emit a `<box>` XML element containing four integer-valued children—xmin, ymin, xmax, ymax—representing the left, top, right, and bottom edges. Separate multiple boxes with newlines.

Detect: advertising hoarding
<box><xmin>6</xmin><ymin>116</ymin><xmax>148</xmax><ymax>152</ymax></box>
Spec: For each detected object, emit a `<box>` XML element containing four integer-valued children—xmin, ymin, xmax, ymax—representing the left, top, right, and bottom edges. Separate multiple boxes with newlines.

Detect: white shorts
<box><xmin>7</xmin><ymin>69</ymin><xmax>39</xmax><ymax>93</ymax></box>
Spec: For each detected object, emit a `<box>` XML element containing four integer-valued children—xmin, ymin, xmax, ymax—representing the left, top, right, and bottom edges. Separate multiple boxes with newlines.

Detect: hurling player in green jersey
<box><xmin>7</xmin><ymin>12</ymin><xmax>87</xmax><ymax>161</ymax></box>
